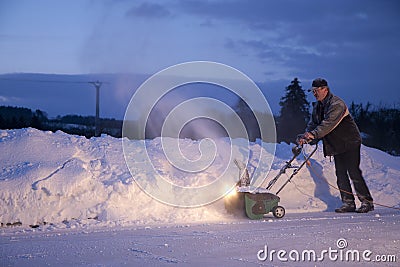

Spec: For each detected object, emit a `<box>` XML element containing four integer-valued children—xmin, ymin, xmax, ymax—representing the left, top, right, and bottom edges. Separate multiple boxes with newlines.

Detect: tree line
<box><xmin>1</xmin><ymin>78</ymin><xmax>399</xmax><ymax>155</ymax></box>
<box><xmin>349</xmin><ymin>102</ymin><xmax>400</xmax><ymax>156</ymax></box>
<box><xmin>0</xmin><ymin>106</ymin><xmax>122</xmax><ymax>138</ymax></box>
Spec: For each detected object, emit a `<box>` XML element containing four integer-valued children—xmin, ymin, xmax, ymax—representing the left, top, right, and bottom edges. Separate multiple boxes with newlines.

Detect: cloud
<box><xmin>80</xmin><ymin>0</ymin><xmax>399</xmax><ymax>104</ymax></box>
<box><xmin>177</xmin><ymin>0</ymin><xmax>400</xmax><ymax>53</ymax></box>
<box><xmin>126</xmin><ymin>2</ymin><xmax>171</xmax><ymax>19</ymax></box>
<box><xmin>0</xmin><ymin>95</ymin><xmax>21</xmax><ymax>103</ymax></box>
<box><xmin>0</xmin><ymin>96</ymin><xmax>9</xmax><ymax>102</ymax></box>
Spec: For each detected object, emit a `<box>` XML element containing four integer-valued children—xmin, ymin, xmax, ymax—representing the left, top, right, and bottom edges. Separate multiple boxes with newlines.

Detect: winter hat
<box><xmin>311</xmin><ymin>78</ymin><xmax>328</xmax><ymax>88</ymax></box>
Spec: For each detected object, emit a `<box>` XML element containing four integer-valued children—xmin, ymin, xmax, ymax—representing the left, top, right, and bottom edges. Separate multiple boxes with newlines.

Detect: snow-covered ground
<box><xmin>1</xmin><ymin>128</ymin><xmax>399</xmax><ymax>266</ymax></box>
<box><xmin>1</xmin><ymin>210</ymin><xmax>399</xmax><ymax>266</ymax></box>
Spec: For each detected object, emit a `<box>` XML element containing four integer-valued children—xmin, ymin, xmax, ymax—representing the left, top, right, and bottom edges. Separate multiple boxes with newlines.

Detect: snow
<box><xmin>1</xmin><ymin>128</ymin><xmax>399</xmax><ymax>266</ymax></box>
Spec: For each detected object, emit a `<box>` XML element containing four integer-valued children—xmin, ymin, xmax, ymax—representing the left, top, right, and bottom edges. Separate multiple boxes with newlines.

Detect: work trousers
<box><xmin>334</xmin><ymin>145</ymin><xmax>373</xmax><ymax>203</ymax></box>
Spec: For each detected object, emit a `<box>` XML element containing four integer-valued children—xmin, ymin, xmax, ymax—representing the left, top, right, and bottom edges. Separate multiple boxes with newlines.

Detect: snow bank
<box><xmin>0</xmin><ymin>128</ymin><xmax>399</xmax><ymax>227</ymax></box>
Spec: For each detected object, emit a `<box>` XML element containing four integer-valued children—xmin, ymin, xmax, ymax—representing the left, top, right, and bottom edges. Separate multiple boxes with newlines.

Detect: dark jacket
<box><xmin>307</xmin><ymin>92</ymin><xmax>361</xmax><ymax>156</ymax></box>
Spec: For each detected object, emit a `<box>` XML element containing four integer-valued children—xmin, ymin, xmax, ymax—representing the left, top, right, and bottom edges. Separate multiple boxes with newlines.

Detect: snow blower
<box><xmin>224</xmin><ymin>141</ymin><xmax>318</xmax><ymax>219</ymax></box>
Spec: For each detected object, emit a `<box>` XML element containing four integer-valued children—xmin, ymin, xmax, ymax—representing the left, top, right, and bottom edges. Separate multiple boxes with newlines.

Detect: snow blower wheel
<box><xmin>272</xmin><ymin>206</ymin><xmax>285</xmax><ymax>219</ymax></box>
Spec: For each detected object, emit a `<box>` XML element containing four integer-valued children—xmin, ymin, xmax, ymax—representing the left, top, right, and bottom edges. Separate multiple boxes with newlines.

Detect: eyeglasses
<box><xmin>308</xmin><ymin>87</ymin><xmax>326</xmax><ymax>94</ymax></box>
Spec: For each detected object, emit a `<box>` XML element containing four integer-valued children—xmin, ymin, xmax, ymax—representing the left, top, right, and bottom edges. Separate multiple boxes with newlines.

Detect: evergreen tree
<box><xmin>233</xmin><ymin>97</ymin><xmax>260</xmax><ymax>141</ymax></box>
<box><xmin>278</xmin><ymin>78</ymin><xmax>310</xmax><ymax>143</ymax></box>
<box><xmin>0</xmin><ymin>114</ymin><xmax>4</xmax><ymax>129</ymax></box>
<box><xmin>30</xmin><ymin>109</ymin><xmax>48</xmax><ymax>130</ymax></box>
<box><xmin>11</xmin><ymin>116</ymin><xmax>18</xmax><ymax>129</ymax></box>
<box><xmin>30</xmin><ymin>115</ymin><xmax>41</xmax><ymax>129</ymax></box>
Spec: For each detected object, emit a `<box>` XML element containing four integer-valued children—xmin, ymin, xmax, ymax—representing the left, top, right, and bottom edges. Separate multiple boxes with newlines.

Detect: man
<box><xmin>298</xmin><ymin>78</ymin><xmax>374</xmax><ymax>213</ymax></box>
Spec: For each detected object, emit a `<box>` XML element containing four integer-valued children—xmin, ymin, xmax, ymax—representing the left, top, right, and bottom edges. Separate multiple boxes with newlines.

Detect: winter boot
<box><xmin>356</xmin><ymin>201</ymin><xmax>374</xmax><ymax>213</ymax></box>
<box><xmin>335</xmin><ymin>202</ymin><xmax>356</xmax><ymax>213</ymax></box>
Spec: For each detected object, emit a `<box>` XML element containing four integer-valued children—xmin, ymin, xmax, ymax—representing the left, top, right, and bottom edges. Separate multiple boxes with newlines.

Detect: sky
<box><xmin>0</xmin><ymin>0</ymin><xmax>400</xmax><ymax>118</ymax></box>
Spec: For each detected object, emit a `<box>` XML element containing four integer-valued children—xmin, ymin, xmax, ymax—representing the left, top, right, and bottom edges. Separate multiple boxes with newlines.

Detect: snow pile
<box><xmin>0</xmin><ymin>128</ymin><xmax>399</xmax><ymax>227</ymax></box>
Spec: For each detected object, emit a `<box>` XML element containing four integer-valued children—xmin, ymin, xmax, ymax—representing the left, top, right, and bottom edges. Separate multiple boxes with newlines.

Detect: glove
<box><xmin>296</xmin><ymin>132</ymin><xmax>315</xmax><ymax>145</ymax></box>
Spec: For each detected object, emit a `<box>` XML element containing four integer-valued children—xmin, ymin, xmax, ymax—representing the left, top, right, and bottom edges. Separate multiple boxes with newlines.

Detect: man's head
<box><xmin>309</xmin><ymin>78</ymin><xmax>329</xmax><ymax>102</ymax></box>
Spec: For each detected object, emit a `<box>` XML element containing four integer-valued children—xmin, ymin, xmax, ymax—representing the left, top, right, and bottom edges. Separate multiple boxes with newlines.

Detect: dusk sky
<box><xmin>0</xmin><ymin>0</ymin><xmax>399</xmax><ymax>118</ymax></box>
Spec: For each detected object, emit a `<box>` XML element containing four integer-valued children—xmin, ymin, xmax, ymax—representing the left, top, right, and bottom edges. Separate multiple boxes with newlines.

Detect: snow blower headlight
<box><xmin>225</xmin><ymin>188</ymin><xmax>237</xmax><ymax>198</ymax></box>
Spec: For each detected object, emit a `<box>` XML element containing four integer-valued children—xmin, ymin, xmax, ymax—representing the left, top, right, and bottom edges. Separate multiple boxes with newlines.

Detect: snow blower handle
<box><xmin>296</xmin><ymin>133</ymin><xmax>318</xmax><ymax>146</ymax></box>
